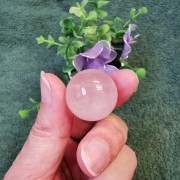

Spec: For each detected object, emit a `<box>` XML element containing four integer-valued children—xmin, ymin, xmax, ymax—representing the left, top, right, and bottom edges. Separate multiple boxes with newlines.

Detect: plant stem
<box><xmin>123</xmin><ymin>13</ymin><xmax>140</xmax><ymax>28</ymax></box>
<box><xmin>44</xmin><ymin>40</ymin><xmax>61</xmax><ymax>46</ymax></box>
<box><xmin>29</xmin><ymin>103</ymin><xmax>40</xmax><ymax>112</ymax></box>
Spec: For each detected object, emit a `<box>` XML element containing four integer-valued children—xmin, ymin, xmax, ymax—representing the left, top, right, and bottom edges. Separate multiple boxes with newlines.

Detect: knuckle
<box><xmin>30</xmin><ymin>119</ymin><xmax>52</xmax><ymax>139</ymax></box>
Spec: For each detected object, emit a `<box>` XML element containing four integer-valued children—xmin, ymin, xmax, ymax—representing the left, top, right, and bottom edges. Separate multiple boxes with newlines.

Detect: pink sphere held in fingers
<box><xmin>66</xmin><ymin>69</ymin><xmax>118</xmax><ymax>121</ymax></box>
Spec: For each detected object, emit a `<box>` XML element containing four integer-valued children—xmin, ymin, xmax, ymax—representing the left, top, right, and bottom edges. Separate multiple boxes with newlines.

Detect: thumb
<box><xmin>5</xmin><ymin>72</ymin><xmax>73</xmax><ymax>180</ymax></box>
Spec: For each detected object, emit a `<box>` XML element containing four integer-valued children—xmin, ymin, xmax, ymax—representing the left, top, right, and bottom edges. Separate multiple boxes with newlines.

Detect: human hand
<box><xmin>4</xmin><ymin>69</ymin><xmax>138</xmax><ymax>180</ymax></box>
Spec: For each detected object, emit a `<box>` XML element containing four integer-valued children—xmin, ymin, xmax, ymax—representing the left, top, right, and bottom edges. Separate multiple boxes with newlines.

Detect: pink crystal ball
<box><xmin>66</xmin><ymin>69</ymin><xmax>118</xmax><ymax>121</ymax></box>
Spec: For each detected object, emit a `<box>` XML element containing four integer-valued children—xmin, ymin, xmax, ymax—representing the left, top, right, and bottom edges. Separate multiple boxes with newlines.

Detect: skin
<box><xmin>4</xmin><ymin>69</ymin><xmax>138</xmax><ymax>180</ymax></box>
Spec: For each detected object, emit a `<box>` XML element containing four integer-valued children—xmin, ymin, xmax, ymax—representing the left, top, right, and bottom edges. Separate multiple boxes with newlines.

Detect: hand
<box><xmin>5</xmin><ymin>69</ymin><xmax>138</xmax><ymax>180</ymax></box>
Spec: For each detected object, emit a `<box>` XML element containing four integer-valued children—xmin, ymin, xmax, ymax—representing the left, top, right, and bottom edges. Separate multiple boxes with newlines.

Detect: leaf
<box><xmin>57</xmin><ymin>44</ymin><xmax>67</xmax><ymax>56</ymax></box>
<box><xmin>84</xmin><ymin>34</ymin><xmax>97</xmax><ymax>41</ymax></box>
<box><xmin>108</xmin><ymin>31</ymin><xmax>116</xmax><ymax>38</ymax></box>
<box><xmin>19</xmin><ymin>109</ymin><xmax>30</xmax><ymax>118</ymax></box>
<box><xmin>71</xmin><ymin>41</ymin><xmax>84</xmax><ymax>48</ymax></box>
<box><xmin>84</xmin><ymin>26</ymin><xmax>97</xmax><ymax>34</ymax></box>
<box><xmin>115</xmin><ymin>17</ymin><xmax>123</xmax><ymax>25</ymax></box>
<box><xmin>69</xmin><ymin>7</ymin><xmax>83</xmax><ymax>17</ymax></box>
<box><xmin>135</xmin><ymin>68</ymin><xmax>146</xmax><ymax>79</ymax></box>
<box><xmin>86</xmin><ymin>11</ymin><xmax>97</xmax><ymax>20</ymax></box>
<box><xmin>62</xmin><ymin>17</ymin><xmax>74</xmax><ymax>29</ymax></box>
<box><xmin>47</xmin><ymin>35</ymin><xmax>55</xmax><ymax>48</ymax></box>
<box><xmin>62</xmin><ymin>65</ymin><xmax>74</xmax><ymax>73</ymax></box>
<box><xmin>36</xmin><ymin>104</ymin><xmax>40</xmax><ymax>111</ymax></box>
<box><xmin>68</xmin><ymin>48</ymin><xmax>77</xmax><ymax>60</ymax></box>
<box><xmin>138</xmin><ymin>7</ymin><xmax>148</xmax><ymax>14</ymax></box>
<box><xmin>97</xmin><ymin>1</ymin><xmax>109</xmax><ymax>8</ymax></box>
<box><xmin>58</xmin><ymin>36</ymin><xmax>68</xmax><ymax>43</ymax></box>
<box><xmin>29</xmin><ymin>97</ymin><xmax>37</xmax><ymax>104</ymax></box>
<box><xmin>97</xmin><ymin>10</ymin><xmax>108</xmax><ymax>19</ymax></box>
<box><xmin>130</xmin><ymin>8</ymin><xmax>136</xmax><ymax>19</ymax></box>
<box><xmin>81</xmin><ymin>0</ymin><xmax>89</xmax><ymax>8</ymax></box>
<box><xmin>104</xmin><ymin>20</ymin><xmax>114</xmax><ymax>25</ymax></box>
<box><xmin>101</xmin><ymin>33</ymin><xmax>112</xmax><ymax>42</ymax></box>
<box><xmin>89</xmin><ymin>1</ymin><xmax>97</xmax><ymax>9</ymax></box>
<box><xmin>116</xmin><ymin>30</ymin><xmax>126</xmax><ymax>37</ymax></box>
<box><xmin>100</xmin><ymin>24</ymin><xmax>110</xmax><ymax>34</ymax></box>
<box><xmin>68</xmin><ymin>53</ymin><xmax>77</xmax><ymax>60</ymax></box>
<box><xmin>36</xmin><ymin>36</ymin><xmax>45</xmax><ymax>44</ymax></box>
<box><xmin>72</xmin><ymin>29</ymin><xmax>82</xmax><ymax>39</ymax></box>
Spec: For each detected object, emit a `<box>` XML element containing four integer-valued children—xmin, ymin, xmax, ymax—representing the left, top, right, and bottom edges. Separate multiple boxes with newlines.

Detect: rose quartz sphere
<box><xmin>66</xmin><ymin>69</ymin><xmax>118</xmax><ymax>121</ymax></box>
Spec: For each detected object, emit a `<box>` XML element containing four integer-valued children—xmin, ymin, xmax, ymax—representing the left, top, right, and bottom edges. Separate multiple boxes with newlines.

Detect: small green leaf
<box><xmin>89</xmin><ymin>1</ymin><xmax>97</xmax><ymax>9</ymax></box>
<box><xmin>58</xmin><ymin>37</ymin><xmax>68</xmax><ymax>43</ymax></box>
<box><xmin>57</xmin><ymin>44</ymin><xmax>67</xmax><ymax>56</ymax></box>
<box><xmin>62</xmin><ymin>65</ymin><xmax>74</xmax><ymax>73</ymax></box>
<box><xmin>97</xmin><ymin>1</ymin><xmax>109</xmax><ymax>8</ymax></box>
<box><xmin>63</xmin><ymin>17</ymin><xmax>74</xmax><ymax>29</ymax></box>
<box><xmin>72</xmin><ymin>29</ymin><xmax>82</xmax><ymax>39</ymax></box>
<box><xmin>138</xmin><ymin>7</ymin><xmax>148</xmax><ymax>14</ymax></box>
<box><xmin>81</xmin><ymin>0</ymin><xmax>88</xmax><ymax>8</ymax></box>
<box><xmin>116</xmin><ymin>30</ymin><xmax>126</xmax><ymax>37</ymax></box>
<box><xmin>115</xmin><ymin>17</ymin><xmax>123</xmax><ymax>25</ymax></box>
<box><xmin>47</xmin><ymin>35</ymin><xmax>55</xmax><ymax>48</ymax></box>
<box><xmin>19</xmin><ymin>109</ymin><xmax>30</xmax><ymax>119</ymax></box>
<box><xmin>36</xmin><ymin>36</ymin><xmax>45</xmax><ymax>44</ymax></box>
<box><xmin>69</xmin><ymin>7</ymin><xmax>83</xmax><ymax>17</ymax></box>
<box><xmin>68</xmin><ymin>53</ymin><xmax>77</xmax><ymax>60</ymax></box>
<box><xmin>130</xmin><ymin>8</ymin><xmax>136</xmax><ymax>19</ymax></box>
<box><xmin>48</xmin><ymin>35</ymin><xmax>54</xmax><ymax>41</ymax></box>
<box><xmin>71</xmin><ymin>41</ymin><xmax>84</xmax><ymax>48</ymax></box>
<box><xmin>97</xmin><ymin>10</ymin><xmax>108</xmax><ymax>19</ymax></box>
<box><xmin>84</xmin><ymin>26</ymin><xmax>97</xmax><ymax>34</ymax></box>
<box><xmin>104</xmin><ymin>20</ymin><xmax>114</xmax><ymax>25</ymax></box>
<box><xmin>101</xmin><ymin>33</ymin><xmax>112</xmax><ymax>42</ymax></box>
<box><xmin>68</xmin><ymin>48</ymin><xmax>77</xmax><ymax>60</ymax></box>
<box><xmin>135</xmin><ymin>68</ymin><xmax>146</xmax><ymax>79</ymax></box>
<box><xmin>108</xmin><ymin>31</ymin><xmax>116</xmax><ymax>38</ymax></box>
<box><xmin>100</xmin><ymin>24</ymin><xmax>110</xmax><ymax>34</ymax></box>
<box><xmin>29</xmin><ymin>97</ymin><xmax>37</xmax><ymax>104</ymax></box>
<box><xmin>86</xmin><ymin>11</ymin><xmax>97</xmax><ymax>20</ymax></box>
<box><xmin>36</xmin><ymin>104</ymin><xmax>40</xmax><ymax>111</ymax></box>
<box><xmin>84</xmin><ymin>34</ymin><xmax>97</xmax><ymax>41</ymax></box>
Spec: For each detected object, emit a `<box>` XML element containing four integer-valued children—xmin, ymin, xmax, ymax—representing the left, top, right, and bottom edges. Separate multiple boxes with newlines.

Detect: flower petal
<box><xmin>80</xmin><ymin>42</ymin><xmax>103</xmax><ymax>59</ymax></box>
<box><xmin>80</xmin><ymin>40</ymin><xmax>110</xmax><ymax>59</ymax></box>
<box><xmin>120</xmin><ymin>37</ymin><xmax>132</xmax><ymax>60</ymax></box>
<box><xmin>85</xmin><ymin>58</ymin><xmax>105</xmax><ymax>71</ymax></box>
<box><xmin>104</xmin><ymin>65</ymin><xmax>119</xmax><ymax>74</ymax></box>
<box><xmin>125</xmin><ymin>24</ymin><xmax>137</xmax><ymax>43</ymax></box>
<box><xmin>104</xmin><ymin>49</ymin><xmax>117</xmax><ymax>64</ymax></box>
<box><xmin>97</xmin><ymin>41</ymin><xmax>117</xmax><ymax>63</ymax></box>
<box><xmin>73</xmin><ymin>55</ymin><xmax>86</xmax><ymax>71</ymax></box>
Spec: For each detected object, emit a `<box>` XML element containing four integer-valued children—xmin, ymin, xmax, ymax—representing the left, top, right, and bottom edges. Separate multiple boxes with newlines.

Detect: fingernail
<box><xmin>40</xmin><ymin>71</ymin><xmax>51</xmax><ymax>104</ymax></box>
<box><xmin>81</xmin><ymin>139</ymin><xmax>110</xmax><ymax>176</ymax></box>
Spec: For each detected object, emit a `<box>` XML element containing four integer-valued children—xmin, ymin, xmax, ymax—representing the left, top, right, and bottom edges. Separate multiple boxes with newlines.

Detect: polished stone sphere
<box><xmin>66</xmin><ymin>69</ymin><xmax>118</xmax><ymax>121</ymax></box>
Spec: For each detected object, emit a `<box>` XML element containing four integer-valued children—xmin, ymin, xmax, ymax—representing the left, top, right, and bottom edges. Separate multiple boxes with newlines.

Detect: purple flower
<box><xmin>73</xmin><ymin>40</ymin><xmax>118</xmax><ymax>74</ymax></box>
<box><xmin>121</xmin><ymin>24</ymin><xmax>140</xmax><ymax>60</ymax></box>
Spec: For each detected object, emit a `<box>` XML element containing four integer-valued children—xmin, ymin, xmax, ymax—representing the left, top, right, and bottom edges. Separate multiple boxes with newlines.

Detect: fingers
<box><xmin>110</xmin><ymin>69</ymin><xmax>139</xmax><ymax>108</ymax></box>
<box><xmin>91</xmin><ymin>145</ymin><xmax>137</xmax><ymax>180</ymax></box>
<box><xmin>71</xmin><ymin>116</ymin><xmax>95</xmax><ymax>140</ymax></box>
<box><xmin>4</xmin><ymin>72</ymin><xmax>73</xmax><ymax>180</ymax></box>
<box><xmin>77</xmin><ymin>114</ymin><xmax>128</xmax><ymax>177</ymax></box>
